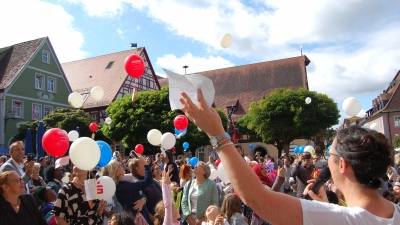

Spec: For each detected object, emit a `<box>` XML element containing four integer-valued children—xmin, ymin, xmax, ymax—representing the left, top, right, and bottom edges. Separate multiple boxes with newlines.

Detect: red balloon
<box><xmin>42</xmin><ymin>128</ymin><xmax>69</xmax><ymax>157</ymax></box>
<box><xmin>215</xmin><ymin>159</ymin><xmax>221</xmax><ymax>167</ymax></box>
<box><xmin>171</xmin><ymin>147</ymin><xmax>176</xmax><ymax>155</ymax></box>
<box><xmin>174</xmin><ymin>115</ymin><xmax>189</xmax><ymax>130</ymax></box>
<box><xmin>124</xmin><ymin>54</ymin><xmax>145</xmax><ymax>78</ymax></box>
<box><xmin>89</xmin><ymin>122</ymin><xmax>98</xmax><ymax>132</ymax></box>
<box><xmin>135</xmin><ymin>144</ymin><xmax>144</xmax><ymax>154</ymax></box>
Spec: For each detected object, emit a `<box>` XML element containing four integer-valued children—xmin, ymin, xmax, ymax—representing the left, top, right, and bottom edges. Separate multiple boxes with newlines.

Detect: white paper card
<box><xmin>163</xmin><ymin>68</ymin><xmax>215</xmax><ymax>110</ymax></box>
<box><xmin>84</xmin><ymin>178</ymin><xmax>98</xmax><ymax>201</ymax></box>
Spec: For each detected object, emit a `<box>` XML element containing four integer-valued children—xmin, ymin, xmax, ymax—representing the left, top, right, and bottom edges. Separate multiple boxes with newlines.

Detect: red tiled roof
<box><xmin>0</xmin><ymin>37</ymin><xmax>46</xmax><ymax>90</ymax></box>
<box><xmin>158</xmin><ymin>55</ymin><xmax>310</xmax><ymax>115</ymax></box>
<box><xmin>62</xmin><ymin>48</ymin><xmax>160</xmax><ymax>108</ymax></box>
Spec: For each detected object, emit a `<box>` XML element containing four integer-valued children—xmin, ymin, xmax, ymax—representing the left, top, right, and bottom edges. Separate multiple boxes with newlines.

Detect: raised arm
<box><xmin>162</xmin><ymin>168</ymin><xmax>174</xmax><ymax>225</ymax></box>
<box><xmin>179</xmin><ymin>89</ymin><xmax>303</xmax><ymax>225</ymax></box>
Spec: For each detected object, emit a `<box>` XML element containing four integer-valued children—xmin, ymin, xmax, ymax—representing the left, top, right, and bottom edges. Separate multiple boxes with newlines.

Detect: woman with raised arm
<box><xmin>179</xmin><ymin>89</ymin><xmax>400</xmax><ymax>225</ymax></box>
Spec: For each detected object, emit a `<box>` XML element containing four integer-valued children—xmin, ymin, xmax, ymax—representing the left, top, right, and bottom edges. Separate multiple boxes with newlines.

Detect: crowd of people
<box><xmin>0</xmin><ymin>89</ymin><xmax>400</xmax><ymax>224</ymax></box>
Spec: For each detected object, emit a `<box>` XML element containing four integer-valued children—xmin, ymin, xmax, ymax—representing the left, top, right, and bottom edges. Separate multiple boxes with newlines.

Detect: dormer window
<box><xmin>225</xmin><ymin>99</ymin><xmax>238</xmax><ymax>115</ymax></box>
<box><xmin>227</xmin><ymin>106</ymin><xmax>235</xmax><ymax>115</ymax></box>
<box><xmin>105</xmin><ymin>61</ymin><xmax>115</xmax><ymax>69</ymax></box>
<box><xmin>42</xmin><ymin>50</ymin><xmax>50</xmax><ymax>64</ymax></box>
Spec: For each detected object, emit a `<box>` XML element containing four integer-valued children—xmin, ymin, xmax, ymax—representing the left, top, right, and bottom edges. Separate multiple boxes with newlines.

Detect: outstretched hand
<box><xmin>303</xmin><ymin>179</ymin><xmax>329</xmax><ymax>203</ymax></box>
<box><xmin>161</xmin><ymin>166</ymin><xmax>173</xmax><ymax>185</ymax></box>
<box><xmin>179</xmin><ymin>89</ymin><xmax>225</xmax><ymax>137</ymax></box>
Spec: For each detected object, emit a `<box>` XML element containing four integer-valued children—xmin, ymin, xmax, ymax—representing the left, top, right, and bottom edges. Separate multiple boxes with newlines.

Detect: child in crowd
<box><xmin>108</xmin><ymin>211</ymin><xmax>135</xmax><ymax>225</ymax></box>
<box><xmin>221</xmin><ymin>193</ymin><xmax>248</xmax><ymax>225</ymax></box>
<box><xmin>103</xmin><ymin>197</ymin><xmax>115</xmax><ymax>225</ymax></box>
<box><xmin>170</xmin><ymin>182</ymin><xmax>182</xmax><ymax>210</ymax></box>
<box><xmin>37</xmin><ymin>187</ymin><xmax>56</xmax><ymax>217</ymax></box>
<box><xmin>201</xmin><ymin>205</ymin><xmax>229</xmax><ymax>225</ymax></box>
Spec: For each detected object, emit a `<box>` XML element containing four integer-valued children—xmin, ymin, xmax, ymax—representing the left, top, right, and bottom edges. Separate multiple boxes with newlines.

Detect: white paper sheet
<box><xmin>163</xmin><ymin>69</ymin><xmax>215</xmax><ymax>110</ymax></box>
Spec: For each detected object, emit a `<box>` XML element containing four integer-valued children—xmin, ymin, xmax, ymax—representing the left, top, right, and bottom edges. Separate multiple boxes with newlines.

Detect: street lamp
<box><xmin>183</xmin><ymin>65</ymin><xmax>188</xmax><ymax>75</ymax></box>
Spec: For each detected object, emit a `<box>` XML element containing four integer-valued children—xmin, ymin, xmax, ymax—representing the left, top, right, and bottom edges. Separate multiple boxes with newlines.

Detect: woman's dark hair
<box><xmin>165</xmin><ymin>151</ymin><xmax>173</xmax><ymax>162</ymax></box>
<box><xmin>326</xmin><ymin>190</ymin><xmax>339</xmax><ymax>205</ymax></box>
<box><xmin>45</xmin><ymin>166</ymin><xmax>55</xmax><ymax>183</ymax></box>
<box><xmin>335</xmin><ymin>126</ymin><xmax>393</xmax><ymax>189</ymax></box>
<box><xmin>37</xmin><ymin>187</ymin><xmax>48</xmax><ymax>202</ymax></box>
<box><xmin>151</xmin><ymin>164</ymin><xmax>160</xmax><ymax>178</ymax></box>
<box><xmin>114</xmin><ymin>211</ymin><xmax>135</xmax><ymax>225</ymax></box>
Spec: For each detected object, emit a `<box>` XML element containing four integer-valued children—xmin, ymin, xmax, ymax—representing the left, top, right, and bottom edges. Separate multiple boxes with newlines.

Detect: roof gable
<box><xmin>158</xmin><ymin>55</ymin><xmax>310</xmax><ymax>115</ymax></box>
<box><xmin>383</xmin><ymin>70</ymin><xmax>400</xmax><ymax>112</ymax></box>
<box><xmin>0</xmin><ymin>37</ymin><xmax>46</xmax><ymax>90</ymax></box>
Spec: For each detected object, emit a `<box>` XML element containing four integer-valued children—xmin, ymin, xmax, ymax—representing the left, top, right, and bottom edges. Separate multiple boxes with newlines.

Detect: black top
<box><xmin>165</xmin><ymin>161</ymin><xmax>180</xmax><ymax>186</ymax></box>
<box><xmin>133</xmin><ymin>174</ymin><xmax>162</xmax><ymax>215</ymax></box>
<box><xmin>32</xmin><ymin>178</ymin><xmax>43</xmax><ymax>187</ymax></box>
<box><xmin>52</xmin><ymin>182</ymin><xmax>103</xmax><ymax>224</ymax></box>
<box><xmin>0</xmin><ymin>194</ymin><xmax>47</xmax><ymax>225</ymax></box>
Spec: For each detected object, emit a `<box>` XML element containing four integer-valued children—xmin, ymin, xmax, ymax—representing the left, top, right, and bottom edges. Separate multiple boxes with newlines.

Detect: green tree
<box><xmin>102</xmin><ymin>86</ymin><xmax>228</xmax><ymax>156</ymax></box>
<box><xmin>14</xmin><ymin>108</ymin><xmax>110</xmax><ymax>155</ymax></box>
<box><xmin>237</xmin><ymin>88</ymin><xmax>340</xmax><ymax>156</ymax></box>
<box><xmin>393</xmin><ymin>135</ymin><xmax>400</xmax><ymax>149</ymax></box>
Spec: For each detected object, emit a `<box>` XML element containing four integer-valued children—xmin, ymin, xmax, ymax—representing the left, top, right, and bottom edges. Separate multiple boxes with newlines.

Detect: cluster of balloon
<box><xmin>220</xmin><ymin>33</ymin><xmax>233</xmax><ymax>48</ymax></box>
<box><xmin>183</xmin><ymin>142</ymin><xmax>189</xmax><ymax>151</ymax></box>
<box><xmin>305</xmin><ymin>97</ymin><xmax>312</xmax><ymax>104</ymax></box>
<box><xmin>174</xmin><ymin>128</ymin><xmax>187</xmax><ymax>139</ymax></box>
<box><xmin>342</xmin><ymin>97</ymin><xmax>362</xmax><ymax>117</ymax></box>
<box><xmin>135</xmin><ymin>144</ymin><xmax>144</xmax><ymax>155</ymax></box>
<box><xmin>294</xmin><ymin>146</ymin><xmax>306</xmax><ymax>154</ymax></box>
<box><xmin>105</xmin><ymin>117</ymin><xmax>112</xmax><ymax>129</ymax></box>
<box><xmin>89</xmin><ymin>122</ymin><xmax>98</xmax><ymax>139</ymax></box>
<box><xmin>124</xmin><ymin>54</ymin><xmax>145</xmax><ymax>78</ymax></box>
<box><xmin>90</xmin><ymin>86</ymin><xmax>104</xmax><ymax>101</ymax></box>
<box><xmin>249</xmin><ymin>144</ymin><xmax>254</xmax><ymax>149</ymax></box>
<box><xmin>42</xmin><ymin>128</ymin><xmax>70</xmax><ymax>157</ymax></box>
<box><xmin>304</xmin><ymin>145</ymin><xmax>315</xmax><ymax>156</ymax></box>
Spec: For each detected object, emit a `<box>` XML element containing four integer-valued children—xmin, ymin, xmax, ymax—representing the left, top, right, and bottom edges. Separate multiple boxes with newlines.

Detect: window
<box><xmin>105</xmin><ymin>61</ymin><xmax>115</xmax><ymax>69</ymax></box>
<box><xmin>42</xmin><ymin>50</ymin><xmax>50</xmax><ymax>64</ymax></box>
<box><xmin>44</xmin><ymin>106</ymin><xmax>53</xmax><ymax>117</ymax></box>
<box><xmin>115</xmin><ymin>144</ymin><xmax>121</xmax><ymax>152</ymax></box>
<box><xmin>197</xmin><ymin>147</ymin><xmax>205</xmax><ymax>162</ymax></box>
<box><xmin>91</xmin><ymin>112</ymin><xmax>98</xmax><ymax>121</ymax></box>
<box><xmin>32</xmin><ymin>103</ymin><xmax>42</xmax><ymax>120</ymax></box>
<box><xmin>395</xmin><ymin>116</ymin><xmax>400</xmax><ymax>127</ymax></box>
<box><xmin>47</xmin><ymin>77</ymin><xmax>56</xmax><ymax>92</ymax></box>
<box><xmin>12</xmin><ymin>100</ymin><xmax>23</xmax><ymax>118</ymax></box>
<box><xmin>35</xmin><ymin>73</ymin><xmax>44</xmax><ymax>90</ymax></box>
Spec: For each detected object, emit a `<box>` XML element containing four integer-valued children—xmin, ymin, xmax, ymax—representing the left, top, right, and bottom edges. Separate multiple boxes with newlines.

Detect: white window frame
<box><xmin>47</xmin><ymin>77</ymin><xmax>56</xmax><ymax>93</ymax></box>
<box><xmin>35</xmin><ymin>73</ymin><xmax>44</xmax><ymax>90</ymax></box>
<box><xmin>32</xmin><ymin>103</ymin><xmax>42</xmax><ymax>120</ymax></box>
<box><xmin>197</xmin><ymin>147</ymin><xmax>205</xmax><ymax>162</ymax></box>
<box><xmin>43</xmin><ymin>105</ymin><xmax>53</xmax><ymax>117</ymax></box>
<box><xmin>12</xmin><ymin>100</ymin><xmax>23</xmax><ymax>118</ymax></box>
<box><xmin>395</xmin><ymin>116</ymin><xmax>400</xmax><ymax>127</ymax></box>
<box><xmin>91</xmin><ymin>111</ymin><xmax>98</xmax><ymax>121</ymax></box>
<box><xmin>42</xmin><ymin>50</ymin><xmax>50</xmax><ymax>64</ymax></box>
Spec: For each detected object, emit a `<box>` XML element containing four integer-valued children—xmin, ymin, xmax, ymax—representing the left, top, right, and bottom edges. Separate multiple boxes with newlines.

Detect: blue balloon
<box><xmin>294</xmin><ymin>147</ymin><xmax>299</xmax><ymax>154</ymax></box>
<box><xmin>299</xmin><ymin>146</ymin><xmax>305</xmax><ymax>153</ymax></box>
<box><xmin>327</xmin><ymin>145</ymin><xmax>331</xmax><ymax>150</ymax></box>
<box><xmin>325</xmin><ymin>151</ymin><xmax>330</xmax><ymax>158</ymax></box>
<box><xmin>96</xmin><ymin>141</ymin><xmax>112</xmax><ymax>168</ymax></box>
<box><xmin>190</xmin><ymin>157</ymin><xmax>199</xmax><ymax>167</ymax></box>
<box><xmin>226</xmin><ymin>132</ymin><xmax>230</xmax><ymax>138</ymax></box>
<box><xmin>249</xmin><ymin>144</ymin><xmax>254</xmax><ymax>149</ymax></box>
<box><xmin>175</xmin><ymin>128</ymin><xmax>187</xmax><ymax>137</ymax></box>
<box><xmin>183</xmin><ymin>142</ymin><xmax>189</xmax><ymax>149</ymax></box>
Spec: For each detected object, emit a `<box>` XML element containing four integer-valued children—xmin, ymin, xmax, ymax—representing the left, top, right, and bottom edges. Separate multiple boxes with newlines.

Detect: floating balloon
<box><xmin>183</xmin><ymin>142</ymin><xmax>189</xmax><ymax>150</ymax></box>
<box><xmin>68</xmin><ymin>92</ymin><xmax>84</xmax><ymax>108</ymax></box>
<box><xmin>42</xmin><ymin>128</ymin><xmax>69</xmax><ymax>157</ymax></box>
<box><xmin>342</xmin><ymin>97</ymin><xmax>362</xmax><ymax>117</ymax></box>
<box><xmin>96</xmin><ymin>141</ymin><xmax>112</xmax><ymax>168</ymax></box>
<box><xmin>299</xmin><ymin>146</ymin><xmax>305</xmax><ymax>154</ymax></box>
<box><xmin>294</xmin><ymin>147</ymin><xmax>299</xmax><ymax>154</ymax></box>
<box><xmin>70</xmin><ymin>137</ymin><xmax>101</xmax><ymax>170</ymax></box>
<box><xmin>105</xmin><ymin>117</ymin><xmax>112</xmax><ymax>125</ymax></box>
<box><xmin>124</xmin><ymin>54</ymin><xmax>145</xmax><ymax>78</ymax></box>
<box><xmin>89</xmin><ymin>122</ymin><xmax>98</xmax><ymax>132</ymax></box>
<box><xmin>161</xmin><ymin>132</ymin><xmax>176</xmax><ymax>149</ymax></box>
<box><xmin>96</xmin><ymin>176</ymin><xmax>116</xmax><ymax>201</ymax></box>
<box><xmin>68</xmin><ymin>130</ymin><xmax>79</xmax><ymax>142</ymax></box>
<box><xmin>217</xmin><ymin>163</ymin><xmax>230</xmax><ymax>183</ymax></box>
<box><xmin>220</xmin><ymin>33</ymin><xmax>233</xmax><ymax>48</ymax></box>
<box><xmin>249</xmin><ymin>144</ymin><xmax>254</xmax><ymax>149</ymax></box>
<box><xmin>171</xmin><ymin>147</ymin><xmax>176</xmax><ymax>155</ymax></box>
<box><xmin>304</xmin><ymin>145</ymin><xmax>315</xmax><ymax>156</ymax></box>
<box><xmin>90</xmin><ymin>86</ymin><xmax>104</xmax><ymax>101</ymax></box>
<box><xmin>174</xmin><ymin>128</ymin><xmax>187</xmax><ymax>139</ymax></box>
<box><xmin>305</xmin><ymin>97</ymin><xmax>312</xmax><ymax>104</ymax></box>
<box><xmin>370</xmin><ymin>122</ymin><xmax>380</xmax><ymax>131</ymax></box>
<box><xmin>215</xmin><ymin>159</ymin><xmax>221</xmax><ymax>167</ymax></box>
<box><xmin>135</xmin><ymin>144</ymin><xmax>144</xmax><ymax>155</ymax></box>
<box><xmin>174</xmin><ymin>115</ymin><xmax>189</xmax><ymax>130</ymax></box>
<box><xmin>147</xmin><ymin>129</ymin><xmax>162</xmax><ymax>146</ymax></box>
<box><xmin>190</xmin><ymin>157</ymin><xmax>199</xmax><ymax>167</ymax></box>
<box><xmin>209</xmin><ymin>169</ymin><xmax>218</xmax><ymax>180</ymax></box>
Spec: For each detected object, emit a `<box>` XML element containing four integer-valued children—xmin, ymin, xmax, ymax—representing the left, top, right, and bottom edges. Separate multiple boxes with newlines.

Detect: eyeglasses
<box><xmin>328</xmin><ymin>152</ymin><xmax>341</xmax><ymax>158</ymax></box>
<box><xmin>7</xmin><ymin>178</ymin><xmax>23</xmax><ymax>184</ymax></box>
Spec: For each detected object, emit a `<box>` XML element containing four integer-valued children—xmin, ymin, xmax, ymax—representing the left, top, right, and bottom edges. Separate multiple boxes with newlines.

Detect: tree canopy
<box><xmin>102</xmin><ymin>85</ymin><xmax>227</xmax><ymax>156</ymax></box>
<box><xmin>237</xmin><ymin>88</ymin><xmax>340</xmax><ymax>155</ymax></box>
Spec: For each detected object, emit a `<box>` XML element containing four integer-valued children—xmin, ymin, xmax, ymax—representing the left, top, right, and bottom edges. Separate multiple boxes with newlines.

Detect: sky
<box><xmin>1</xmin><ymin>0</ymin><xmax>400</xmax><ymax>126</ymax></box>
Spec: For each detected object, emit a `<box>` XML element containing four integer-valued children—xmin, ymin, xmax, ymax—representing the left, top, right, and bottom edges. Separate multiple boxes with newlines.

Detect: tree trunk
<box><xmin>283</xmin><ymin>142</ymin><xmax>290</xmax><ymax>155</ymax></box>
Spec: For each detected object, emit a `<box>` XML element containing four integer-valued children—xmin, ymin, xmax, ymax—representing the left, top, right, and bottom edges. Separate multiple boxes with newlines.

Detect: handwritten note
<box><xmin>163</xmin><ymin>69</ymin><xmax>215</xmax><ymax>111</ymax></box>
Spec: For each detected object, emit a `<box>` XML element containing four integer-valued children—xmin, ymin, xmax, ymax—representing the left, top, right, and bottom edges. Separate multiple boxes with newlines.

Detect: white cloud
<box><xmin>64</xmin><ymin>0</ymin><xmax>127</xmax><ymax>17</ymax></box>
<box><xmin>0</xmin><ymin>0</ymin><xmax>87</xmax><ymax>63</ymax></box>
<box><xmin>155</xmin><ymin>52</ymin><xmax>235</xmax><ymax>75</ymax></box>
<box><xmin>116</xmin><ymin>28</ymin><xmax>123</xmax><ymax>35</ymax></box>
<box><xmin>136</xmin><ymin>25</ymin><xmax>141</xmax><ymax>31</ymax></box>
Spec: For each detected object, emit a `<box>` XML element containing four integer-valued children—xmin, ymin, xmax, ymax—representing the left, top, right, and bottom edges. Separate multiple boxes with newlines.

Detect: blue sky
<box><xmin>1</xmin><ymin>0</ymin><xmax>400</xmax><ymax>126</ymax></box>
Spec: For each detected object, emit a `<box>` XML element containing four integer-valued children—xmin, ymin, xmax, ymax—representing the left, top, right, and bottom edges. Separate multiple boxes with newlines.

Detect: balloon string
<box><xmin>91</xmin><ymin>133</ymin><xmax>95</xmax><ymax>139</ymax></box>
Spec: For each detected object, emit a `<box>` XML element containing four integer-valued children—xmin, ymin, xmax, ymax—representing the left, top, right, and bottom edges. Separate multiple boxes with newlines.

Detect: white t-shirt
<box><xmin>103</xmin><ymin>198</ymin><xmax>115</xmax><ymax>225</ymax></box>
<box><xmin>201</xmin><ymin>218</ymin><xmax>229</xmax><ymax>225</ymax></box>
<box><xmin>301</xmin><ymin>199</ymin><xmax>400</xmax><ymax>225</ymax></box>
<box><xmin>190</xmin><ymin>185</ymin><xmax>199</xmax><ymax>214</ymax></box>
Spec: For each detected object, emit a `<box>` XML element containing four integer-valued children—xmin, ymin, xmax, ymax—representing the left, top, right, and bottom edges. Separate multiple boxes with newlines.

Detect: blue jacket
<box><xmin>116</xmin><ymin>165</ymin><xmax>153</xmax><ymax>225</ymax></box>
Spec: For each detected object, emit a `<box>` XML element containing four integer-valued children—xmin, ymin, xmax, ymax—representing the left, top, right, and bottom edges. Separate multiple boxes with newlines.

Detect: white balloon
<box><xmin>105</xmin><ymin>117</ymin><xmax>112</xmax><ymax>125</ymax></box>
<box><xmin>304</xmin><ymin>145</ymin><xmax>315</xmax><ymax>156</ymax></box>
<box><xmin>70</xmin><ymin>137</ymin><xmax>100</xmax><ymax>171</ymax></box>
<box><xmin>220</xmin><ymin>33</ymin><xmax>233</xmax><ymax>48</ymax></box>
<box><xmin>68</xmin><ymin>92</ymin><xmax>84</xmax><ymax>108</ymax></box>
<box><xmin>217</xmin><ymin>163</ymin><xmax>230</xmax><ymax>183</ymax></box>
<box><xmin>90</xmin><ymin>86</ymin><xmax>104</xmax><ymax>101</ymax></box>
<box><xmin>209</xmin><ymin>169</ymin><xmax>218</xmax><ymax>180</ymax></box>
<box><xmin>96</xmin><ymin>176</ymin><xmax>116</xmax><ymax>201</ymax></box>
<box><xmin>342</xmin><ymin>97</ymin><xmax>362</xmax><ymax>117</ymax></box>
<box><xmin>147</xmin><ymin>129</ymin><xmax>162</xmax><ymax>146</ymax></box>
<box><xmin>370</xmin><ymin>123</ymin><xmax>380</xmax><ymax>131</ymax></box>
<box><xmin>305</xmin><ymin>97</ymin><xmax>312</xmax><ymax>104</ymax></box>
<box><xmin>208</xmin><ymin>164</ymin><xmax>216</xmax><ymax>170</ymax></box>
<box><xmin>68</xmin><ymin>130</ymin><xmax>79</xmax><ymax>142</ymax></box>
<box><xmin>62</xmin><ymin>172</ymin><xmax>70</xmax><ymax>183</ymax></box>
<box><xmin>62</xmin><ymin>130</ymin><xmax>68</xmax><ymax>135</ymax></box>
<box><xmin>161</xmin><ymin>132</ymin><xmax>176</xmax><ymax>149</ymax></box>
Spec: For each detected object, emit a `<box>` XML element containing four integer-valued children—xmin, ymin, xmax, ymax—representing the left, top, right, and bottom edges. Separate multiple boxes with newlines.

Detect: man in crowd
<box><xmin>39</xmin><ymin>157</ymin><xmax>47</xmax><ymax>178</ymax></box>
<box><xmin>155</xmin><ymin>152</ymin><xmax>165</xmax><ymax>171</ymax></box>
<box><xmin>312</xmin><ymin>152</ymin><xmax>327</xmax><ymax>169</ymax></box>
<box><xmin>291</xmin><ymin>152</ymin><xmax>314</xmax><ymax>198</ymax></box>
<box><xmin>281</xmin><ymin>157</ymin><xmax>294</xmax><ymax>194</ymax></box>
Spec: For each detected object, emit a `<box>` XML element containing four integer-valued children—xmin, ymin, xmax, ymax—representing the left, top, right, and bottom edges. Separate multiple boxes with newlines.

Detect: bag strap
<box><xmin>186</xmin><ymin>180</ymin><xmax>193</xmax><ymax>201</ymax></box>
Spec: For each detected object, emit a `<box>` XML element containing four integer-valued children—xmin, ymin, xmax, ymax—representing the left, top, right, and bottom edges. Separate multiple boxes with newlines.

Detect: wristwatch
<box><xmin>210</xmin><ymin>133</ymin><xmax>230</xmax><ymax>148</ymax></box>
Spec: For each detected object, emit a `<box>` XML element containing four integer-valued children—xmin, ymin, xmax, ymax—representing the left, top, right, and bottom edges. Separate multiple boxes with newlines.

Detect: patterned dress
<box><xmin>52</xmin><ymin>182</ymin><xmax>103</xmax><ymax>224</ymax></box>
